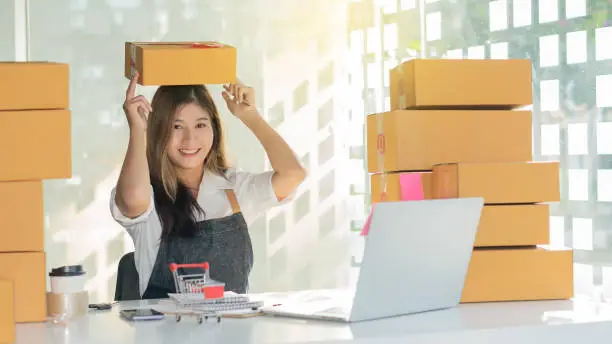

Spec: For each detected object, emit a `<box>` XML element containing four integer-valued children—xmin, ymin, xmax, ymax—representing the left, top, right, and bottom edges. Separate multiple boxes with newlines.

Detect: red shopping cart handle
<box><xmin>169</xmin><ymin>262</ymin><xmax>209</xmax><ymax>272</ymax></box>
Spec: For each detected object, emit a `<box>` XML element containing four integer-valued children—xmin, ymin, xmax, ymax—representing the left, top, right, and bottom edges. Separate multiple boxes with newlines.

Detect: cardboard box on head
<box><xmin>125</xmin><ymin>41</ymin><xmax>237</xmax><ymax>86</ymax></box>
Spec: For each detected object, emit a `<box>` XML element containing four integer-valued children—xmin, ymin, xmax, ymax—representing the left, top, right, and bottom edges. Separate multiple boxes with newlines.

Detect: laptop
<box><xmin>261</xmin><ymin>197</ymin><xmax>484</xmax><ymax>322</ymax></box>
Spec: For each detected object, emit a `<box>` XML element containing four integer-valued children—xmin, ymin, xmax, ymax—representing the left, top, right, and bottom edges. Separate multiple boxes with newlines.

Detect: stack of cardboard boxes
<box><xmin>367</xmin><ymin>59</ymin><xmax>573</xmax><ymax>303</ymax></box>
<box><xmin>0</xmin><ymin>62</ymin><xmax>71</xmax><ymax>342</ymax></box>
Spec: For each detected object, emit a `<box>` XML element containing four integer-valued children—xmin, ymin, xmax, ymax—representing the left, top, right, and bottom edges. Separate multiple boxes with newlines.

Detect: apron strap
<box><xmin>224</xmin><ymin>189</ymin><xmax>241</xmax><ymax>214</ymax></box>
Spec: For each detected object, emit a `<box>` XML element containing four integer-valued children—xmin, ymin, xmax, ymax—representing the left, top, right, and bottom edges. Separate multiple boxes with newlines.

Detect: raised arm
<box><xmin>222</xmin><ymin>80</ymin><xmax>306</xmax><ymax>200</ymax></box>
<box><xmin>115</xmin><ymin>72</ymin><xmax>154</xmax><ymax>218</ymax></box>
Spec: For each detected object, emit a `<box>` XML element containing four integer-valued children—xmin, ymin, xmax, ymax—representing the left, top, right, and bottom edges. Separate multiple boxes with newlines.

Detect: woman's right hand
<box><xmin>123</xmin><ymin>71</ymin><xmax>153</xmax><ymax>131</ymax></box>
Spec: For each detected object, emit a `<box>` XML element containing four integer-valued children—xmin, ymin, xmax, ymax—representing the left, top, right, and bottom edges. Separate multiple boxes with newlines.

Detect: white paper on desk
<box><xmin>258</xmin><ymin>289</ymin><xmax>354</xmax><ymax>305</ymax></box>
<box><xmin>152</xmin><ymin>302</ymin><xmax>260</xmax><ymax>316</ymax></box>
<box><xmin>258</xmin><ymin>290</ymin><xmax>354</xmax><ymax>314</ymax></box>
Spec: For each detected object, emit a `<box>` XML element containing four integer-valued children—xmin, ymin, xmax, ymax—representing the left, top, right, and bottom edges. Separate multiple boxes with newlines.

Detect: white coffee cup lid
<box><xmin>49</xmin><ymin>265</ymin><xmax>86</xmax><ymax>277</ymax></box>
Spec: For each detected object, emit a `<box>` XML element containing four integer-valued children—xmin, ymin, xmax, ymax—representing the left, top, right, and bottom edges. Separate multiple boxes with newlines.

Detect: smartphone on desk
<box><xmin>120</xmin><ymin>309</ymin><xmax>165</xmax><ymax>321</ymax></box>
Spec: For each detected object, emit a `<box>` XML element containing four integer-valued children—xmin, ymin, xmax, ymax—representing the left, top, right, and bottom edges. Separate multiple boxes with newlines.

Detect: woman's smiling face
<box><xmin>165</xmin><ymin>102</ymin><xmax>214</xmax><ymax>171</ymax></box>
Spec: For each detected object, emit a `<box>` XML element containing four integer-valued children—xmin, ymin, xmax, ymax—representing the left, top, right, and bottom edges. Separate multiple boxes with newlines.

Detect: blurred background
<box><xmin>1</xmin><ymin>0</ymin><xmax>611</xmax><ymax>303</ymax></box>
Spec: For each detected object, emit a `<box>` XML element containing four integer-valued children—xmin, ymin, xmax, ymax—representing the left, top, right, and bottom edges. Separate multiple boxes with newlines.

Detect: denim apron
<box><xmin>142</xmin><ymin>189</ymin><xmax>253</xmax><ymax>299</ymax></box>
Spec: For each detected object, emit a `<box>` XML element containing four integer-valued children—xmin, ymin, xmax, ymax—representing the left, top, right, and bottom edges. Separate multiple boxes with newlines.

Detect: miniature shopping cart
<box><xmin>168</xmin><ymin>262</ymin><xmax>225</xmax><ymax>324</ymax></box>
<box><xmin>170</xmin><ymin>262</ymin><xmax>226</xmax><ymax>298</ymax></box>
<box><xmin>165</xmin><ymin>262</ymin><xmax>264</xmax><ymax>324</ymax></box>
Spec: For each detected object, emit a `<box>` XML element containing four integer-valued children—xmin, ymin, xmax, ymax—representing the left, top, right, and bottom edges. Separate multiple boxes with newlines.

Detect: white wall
<box><xmin>0</xmin><ymin>1</ymin><xmax>15</xmax><ymax>60</ymax></box>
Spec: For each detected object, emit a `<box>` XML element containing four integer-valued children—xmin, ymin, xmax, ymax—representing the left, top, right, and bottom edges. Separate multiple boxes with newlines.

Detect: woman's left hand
<box><xmin>222</xmin><ymin>78</ymin><xmax>257</xmax><ymax>119</ymax></box>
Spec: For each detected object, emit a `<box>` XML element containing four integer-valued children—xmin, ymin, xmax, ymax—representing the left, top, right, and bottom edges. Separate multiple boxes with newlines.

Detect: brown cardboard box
<box><xmin>476</xmin><ymin>204</ymin><xmax>550</xmax><ymax>247</ymax></box>
<box><xmin>366</xmin><ymin>110</ymin><xmax>532</xmax><ymax>173</ymax></box>
<box><xmin>0</xmin><ymin>252</ymin><xmax>46</xmax><ymax>322</ymax></box>
<box><xmin>0</xmin><ymin>280</ymin><xmax>15</xmax><ymax>344</ymax></box>
<box><xmin>389</xmin><ymin>59</ymin><xmax>532</xmax><ymax>110</ymax></box>
<box><xmin>0</xmin><ymin>62</ymin><xmax>69</xmax><ymax>111</ymax></box>
<box><xmin>461</xmin><ymin>246</ymin><xmax>573</xmax><ymax>303</ymax></box>
<box><xmin>125</xmin><ymin>41</ymin><xmax>236</xmax><ymax>85</ymax></box>
<box><xmin>0</xmin><ymin>181</ymin><xmax>44</xmax><ymax>253</ymax></box>
<box><xmin>370</xmin><ymin>172</ymin><xmax>434</xmax><ymax>203</ymax></box>
<box><xmin>433</xmin><ymin>161</ymin><xmax>560</xmax><ymax>204</ymax></box>
<box><xmin>0</xmin><ymin>110</ymin><xmax>71</xmax><ymax>181</ymax></box>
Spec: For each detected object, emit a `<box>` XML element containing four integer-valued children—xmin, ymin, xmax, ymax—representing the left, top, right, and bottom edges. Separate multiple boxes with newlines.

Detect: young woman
<box><xmin>110</xmin><ymin>72</ymin><xmax>306</xmax><ymax>299</ymax></box>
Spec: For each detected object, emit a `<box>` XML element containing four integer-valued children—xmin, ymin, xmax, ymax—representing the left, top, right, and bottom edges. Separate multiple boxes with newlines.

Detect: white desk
<box><xmin>15</xmin><ymin>296</ymin><xmax>612</xmax><ymax>344</ymax></box>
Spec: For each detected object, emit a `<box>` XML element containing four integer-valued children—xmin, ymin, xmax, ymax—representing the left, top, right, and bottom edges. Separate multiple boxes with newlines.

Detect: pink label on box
<box><xmin>399</xmin><ymin>173</ymin><xmax>425</xmax><ymax>200</ymax></box>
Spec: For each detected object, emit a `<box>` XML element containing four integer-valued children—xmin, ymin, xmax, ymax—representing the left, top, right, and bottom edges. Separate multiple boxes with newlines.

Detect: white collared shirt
<box><xmin>109</xmin><ymin>168</ymin><xmax>283</xmax><ymax>296</ymax></box>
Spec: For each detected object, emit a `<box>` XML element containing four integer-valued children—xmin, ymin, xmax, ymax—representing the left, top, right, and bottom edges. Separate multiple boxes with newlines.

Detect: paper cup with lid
<box><xmin>49</xmin><ymin>265</ymin><xmax>86</xmax><ymax>294</ymax></box>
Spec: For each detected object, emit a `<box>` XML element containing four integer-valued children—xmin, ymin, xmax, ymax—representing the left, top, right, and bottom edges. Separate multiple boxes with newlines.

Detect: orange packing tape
<box><xmin>129</xmin><ymin>43</ymin><xmax>137</xmax><ymax>79</ymax></box>
<box><xmin>377</xmin><ymin>114</ymin><xmax>387</xmax><ymax>200</ymax></box>
<box><xmin>361</xmin><ymin>112</ymin><xmax>386</xmax><ymax>236</ymax></box>
<box><xmin>396</xmin><ymin>63</ymin><xmax>406</xmax><ymax>110</ymax></box>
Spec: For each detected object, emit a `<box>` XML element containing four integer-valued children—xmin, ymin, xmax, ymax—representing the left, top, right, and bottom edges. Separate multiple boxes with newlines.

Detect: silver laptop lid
<box><xmin>349</xmin><ymin>198</ymin><xmax>484</xmax><ymax>322</ymax></box>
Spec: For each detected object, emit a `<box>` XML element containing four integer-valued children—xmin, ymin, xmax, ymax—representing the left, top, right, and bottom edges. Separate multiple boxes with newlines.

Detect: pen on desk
<box><xmin>88</xmin><ymin>302</ymin><xmax>117</xmax><ymax>310</ymax></box>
